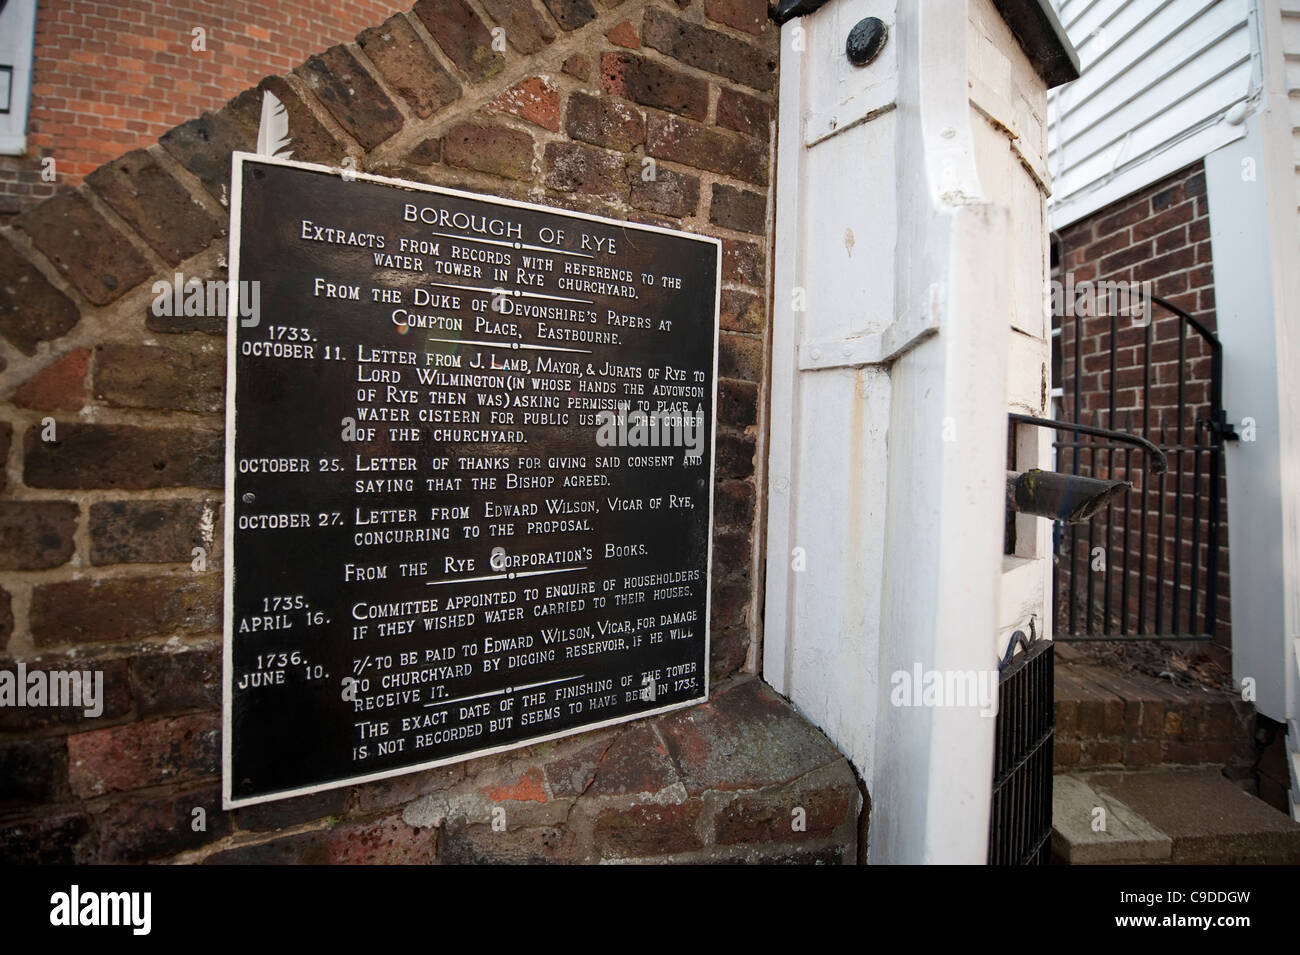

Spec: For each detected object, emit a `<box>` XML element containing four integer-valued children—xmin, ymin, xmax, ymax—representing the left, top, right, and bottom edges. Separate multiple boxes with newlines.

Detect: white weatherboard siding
<box><xmin>1046</xmin><ymin>0</ymin><xmax>1254</xmax><ymax>229</ymax></box>
<box><xmin>766</xmin><ymin>0</ymin><xmax>1054</xmax><ymax>862</ymax></box>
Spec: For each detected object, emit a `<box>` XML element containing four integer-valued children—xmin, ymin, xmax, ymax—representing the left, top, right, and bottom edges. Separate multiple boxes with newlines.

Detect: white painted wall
<box><xmin>1046</xmin><ymin>0</ymin><xmax>1255</xmax><ymax>230</ymax></box>
<box><xmin>1204</xmin><ymin>0</ymin><xmax>1300</xmax><ymax>818</ymax></box>
<box><xmin>766</xmin><ymin>0</ymin><xmax>1056</xmax><ymax>863</ymax></box>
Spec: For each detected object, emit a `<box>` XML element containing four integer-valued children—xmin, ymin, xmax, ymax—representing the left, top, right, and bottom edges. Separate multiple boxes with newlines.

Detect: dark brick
<box><xmin>130</xmin><ymin>647</ymin><xmax>220</xmax><ymax>716</ymax></box>
<box><xmin>714</xmin><ymin>478</ymin><xmax>755</xmax><ymax>528</ymax></box>
<box><xmin>23</xmin><ymin>424</ymin><xmax>223</xmax><ymax>489</ymax></box>
<box><xmin>0</xmin><ymin>236</ymin><xmax>80</xmax><ymax>354</ymax></box>
<box><xmin>441</xmin><ymin>822</ymin><xmax>578</xmax><ymax>863</ymax></box>
<box><xmin>0</xmin><ymin>813</ymin><xmax>94</xmax><ymax>864</ymax></box>
<box><xmin>30</xmin><ymin>574</ymin><xmax>221</xmax><ymax>647</ymax></box>
<box><xmin>144</xmin><ymin>263</ymin><xmax>229</xmax><ymax>336</ymax></box>
<box><xmin>298</xmin><ymin>45</ymin><xmax>404</xmax><ymax>150</ymax></box>
<box><xmin>716</xmin><ymin>785</ymin><xmax>851</xmax><ymax>844</ymax></box>
<box><xmin>566</xmin><ymin>91</ymin><xmax>645</xmax><ymax>151</ymax></box>
<box><xmin>649</xmin><ymin>113</ymin><xmax>767</xmax><ymax>184</ymax></box>
<box><xmin>234</xmin><ymin>787</ymin><xmax>350</xmax><ymax>832</ymax></box>
<box><xmin>206</xmin><ymin>815</ymin><xmax>438</xmax><ymax>864</ymax></box>
<box><xmin>660</xmin><ymin>678</ymin><xmax>840</xmax><ymax>794</ymax></box>
<box><xmin>1131</xmin><ymin>201</ymin><xmax>1194</xmax><ymax>242</ymax></box>
<box><xmin>1094</xmin><ymin>203</ymin><xmax>1147</xmax><ymax>239</ymax></box>
<box><xmin>478</xmin><ymin>0</ymin><xmax>557</xmax><ymax>53</ymax></box>
<box><xmin>630</xmin><ymin>165</ymin><xmax>699</xmax><ymax>217</ymax></box>
<box><xmin>705</xmin><ymin>0</ymin><xmax>769</xmax><ymax>35</ymax></box>
<box><xmin>488</xmin><ymin>76</ymin><xmax>562</xmax><ymax>131</ymax></box>
<box><xmin>542</xmin><ymin>0</ymin><xmax>598</xmax><ymax>30</ymax></box>
<box><xmin>720</xmin><ymin>288</ymin><xmax>763</xmax><ymax>333</ymax></box>
<box><xmin>719</xmin><ymin>333</ymin><xmax>763</xmax><ymax>380</ymax></box>
<box><xmin>90</xmin><ymin>497</ymin><xmax>219</xmax><ymax>566</ymax></box>
<box><xmin>0</xmin><ymin>738</ymin><xmax>69</xmax><ymax>808</ymax></box>
<box><xmin>544</xmin><ymin>141</ymin><xmax>629</xmax><ymax>198</ymax></box>
<box><xmin>710</xmin><ymin>579</ymin><xmax>750</xmax><ymax>631</ymax></box>
<box><xmin>0</xmin><ymin>657</ymin><xmax>132</xmax><ymax>730</ymax></box>
<box><xmin>0</xmin><ymin>585</ymin><xmax>11</xmax><ymax>649</ymax></box>
<box><xmin>159</xmin><ymin>110</ymin><xmax>255</xmax><ymax>202</ymax></box>
<box><xmin>358</xmin><ymin>15</ymin><xmax>461</xmax><ymax>119</ymax></box>
<box><xmin>85</xmin><ymin>150</ymin><xmax>221</xmax><ymax>266</ymax></box>
<box><xmin>96</xmin><ymin>785</ymin><xmax>230</xmax><ymax>863</ymax></box>
<box><xmin>413</xmin><ymin>0</ymin><xmax>505</xmax><ymax>83</ymax></box>
<box><xmin>405</xmin><ymin>137</ymin><xmax>443</xmax><ymax>165</ymax></box>
<box><xmin>13</xmin><ymin>348</ymin><xmax>89</xmax><ymax>411</ymax></box>
<box><xmin>710</xmin><ymin>183</ymin><xmax>765</xmax><ymax>233</ymax></box>
<box><xmin>67</xmin><ymin>712</ymin><xmax>219</xmax><ymax>797</ymax></box>
<box><xmin>15</xmin><ymin>192</ymin><xmax>152</xmax><ymax>306</ymax></box>
<box><xmin>718</xmin><ymin>377</ymin><xmax>758</xmax><ymax>430</ymax></box>
<box><xmin>717</xmin><ymin>87</ymin><xmax>772</xmax><ymax>139</ymax></box>
<box><xmin>94</xmin><ymin>343</ymin><xmax>223</xmax><ymax>414</ymax></box>
<box><xmin>711</xmin><ymin>528</ymin><xmax>752</xmax><ymax>584</ymax></box>
<box><xmin>353</xmin><ymin>762</ymin><xmax>464</xmax><ymax>811</ymax></box>
<box><xmin>443</xmin><ymin>122</ymin><xmax>536</xmax><ymax>181</ymax></box>
<box><xmin>717</xmin><ymin>431</ymin><xmax>759</xmax><ymax>478</ymax></box>
<box><xmin>592</xmin><ymin>800</ymin><xmax>703</xmax><ymax>858</ymax></box>
<box><xmin>601</xmin><ymin>51</ymin><xmax>708</xmax><ymax>120</ymax></box>
<box><xmin>0</xmin><ymin>500</ymin><xmax>78</xmax><ymax>570</ymax></box>
<box><xmin>563</xmin><ymin>54</ymin><xmax>591</xmax><ymax>79</ymax></box>
<box><xmin>643</xmin><ymin>8</ymin><xmax>776</xmax><ymax>91</ymax></box>
<box><xmin>226</xmin><ymin>77</ymin><xmax>346</xmax><ymax>168</ymax></box>
<box><xmin>722</xmin><ymin>239</ymin><xmax>763</xmax><ymax>286</ymax></box>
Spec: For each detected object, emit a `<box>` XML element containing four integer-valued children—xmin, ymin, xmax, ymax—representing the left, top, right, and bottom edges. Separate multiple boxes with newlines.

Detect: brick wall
<box><xmin>0</xmin><ymin>0</ymin><xmax>862</xmax><ymax>864</ymax></box>
<box><xmin>0</xmin><ymin>0</ymin><xmax>414</xmax><ymax>218</ymax></box>
<box><xmin>1053</xmin><ymin>161</ymin><xmax>1231</xmax><ymax>652</ymax></box>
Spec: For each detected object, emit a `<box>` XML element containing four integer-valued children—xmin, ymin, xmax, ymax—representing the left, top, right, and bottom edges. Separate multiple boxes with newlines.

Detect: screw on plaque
<box><xmin>846</xmin><ymin>17</ymin><xmax>887</xmax><ymax>67</ymax></box>
<box><xmin>242</xmin><ymin>492</ymin><xmax>256</xmax><ymax>504</ymax></box>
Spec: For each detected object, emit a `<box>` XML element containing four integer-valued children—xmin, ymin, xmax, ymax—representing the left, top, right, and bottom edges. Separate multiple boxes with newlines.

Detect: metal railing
<box><xmin>1052</xmin><ymin>296</ymin><xmax>1233</xmax><ymax>642</ymax></box>
<box><xmin>988</xmin><ymin>634</ymin><xmax>1054</xmax><ymax>865</ymax></box>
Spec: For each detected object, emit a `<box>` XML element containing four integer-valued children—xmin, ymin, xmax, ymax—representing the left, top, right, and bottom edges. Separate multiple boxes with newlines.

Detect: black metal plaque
<box><xmin>223</xmin><ymin>155</ymin><xmax>718</xmax><ymax>807</ymax></box>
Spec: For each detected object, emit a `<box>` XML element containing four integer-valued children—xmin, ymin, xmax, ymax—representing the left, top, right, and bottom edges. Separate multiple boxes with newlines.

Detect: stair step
<box><xmin>1053</xmin><ymin>768</ymin><xmax>1300</xmax><ymax>864</ymax></box>
<box><xmin>1054</xmin><ymin>658</ymin><xmax>1251</xmax><ymax>772</ymax></box>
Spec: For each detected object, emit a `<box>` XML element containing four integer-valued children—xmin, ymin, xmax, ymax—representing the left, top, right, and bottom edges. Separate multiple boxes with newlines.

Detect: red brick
<box><xmin>357</xmin><ymin>14</ymin><xmax>461</xmax><ymax>120</ymax></box>
<box><xmin>1131</xmin><ymin>201</ymin><xmax>1194</xmax><ymax>242</ymax></box>
<box><xmin>487</xmin><ymin>76</ymin><xmax>561</xmax><ymax>132</ymax></box>
<box><xmin>722</xmin><ymin>238</ymin><xmax>764</xmax><ymax>286</ymax></box>
<box><xmin>716</xmin><ymin>785</ymin><xmax>850</xmax><ymax>844</ymax></box>
<box><xmin>443</xmin><ymin>122</ymin><xmax>535</xmax><ymax>181</ymax></box>
<box><xmin>601</xmin><ymin>51</ymin><xmax>708</xmax><ymax>121</ymax></box>
<box><xmin>31</xmin><ymin>573</ymin><xmax>220</xmax><ymax>647</ymax></box>
<box><xmin>67</xmin><ymin>713</ymin><xmax>219</xmax><ymax>797</ymax></box>
<box><xmin>706</xmin><ymin>0</ymin><xmax>770</xmax><ymax>34</ymax></box>
<box><xmin>717</xmin><ymin>87</ymin><xmax>771</xmax><ymax>139</ymax></box>
<box><xmin>642</xmin><ymin>8</ymin><xmax>776</xmax><ymax>91</ymax></box>
<box><xmin>607</xmin><ymin>19</ymin><xmax>642</xmax><ymax>48</ymax></box>
<box><xmin>13</xmin><ymin>348</ymin><xmax>89</xmax><ymax>411</ymax></box>
<box><xmin>648</xmin><ymin>112</ymin><xmax>768</xmax><ymax>185</ymax></box>
<box><xmin>15</xmin><ymin>192</ymin><xmax>152</xmax><ymax>305</ymax></box>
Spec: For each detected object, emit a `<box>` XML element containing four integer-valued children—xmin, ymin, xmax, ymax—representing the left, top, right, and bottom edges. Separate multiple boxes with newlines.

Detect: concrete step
<box><xmin>1054</xmin><ymin>655</ymin><xmax>1253</xmax><ymax>774</ymax></box>
<box><xmin>1053</xmin><ymin>768</ymin><xmax>1300</xmax><ymax>864</ymax></box>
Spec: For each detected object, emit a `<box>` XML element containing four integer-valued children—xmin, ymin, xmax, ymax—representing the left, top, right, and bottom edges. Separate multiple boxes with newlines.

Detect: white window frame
<box><xmin>0</xmin><ymin>0</ymin><xmax>39</xmax><ymax>156</ymax></box>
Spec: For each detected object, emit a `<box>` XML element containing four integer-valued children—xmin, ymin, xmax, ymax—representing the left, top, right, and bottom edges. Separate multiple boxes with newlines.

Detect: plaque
<box><xmin>222</xmin><ymin>154</ymin><xmax>719</xmax><ymax>807</ymax></box>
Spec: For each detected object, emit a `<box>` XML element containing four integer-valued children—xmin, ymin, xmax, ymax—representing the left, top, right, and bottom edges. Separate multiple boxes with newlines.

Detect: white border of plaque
<box><xmin>222</xmin><ymin>153</ymin><xmax>721</xmax><ymax>808</ymax></box>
